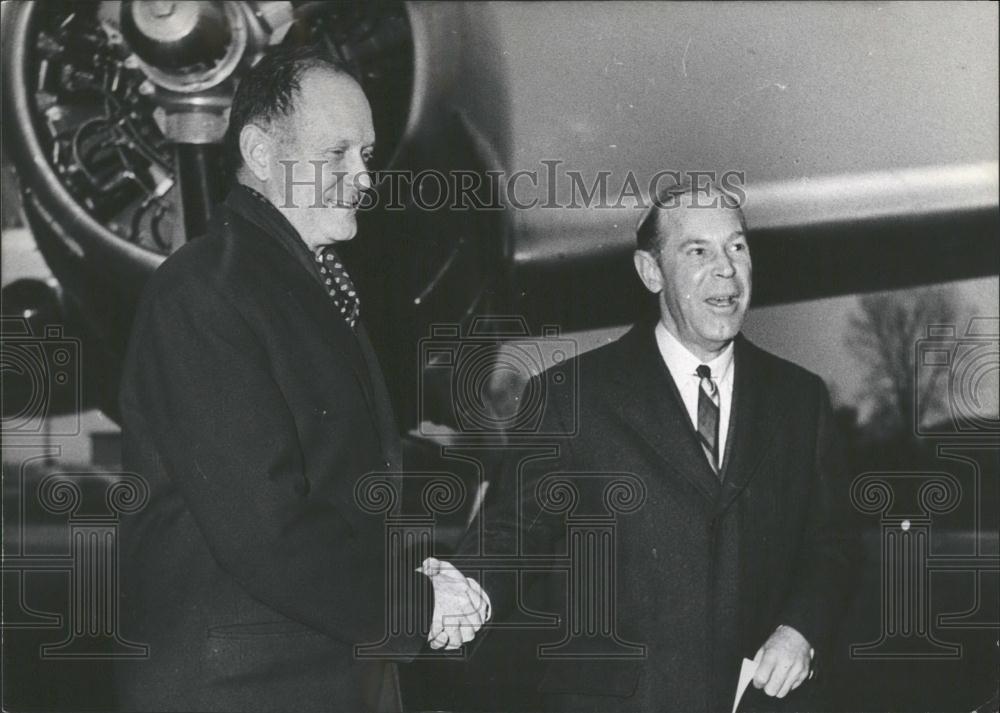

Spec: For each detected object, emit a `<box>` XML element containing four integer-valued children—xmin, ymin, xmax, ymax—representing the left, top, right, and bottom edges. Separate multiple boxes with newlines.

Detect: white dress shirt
<box><xmin>654</xmin><ymin>322</ymin><xmax>735</xmax><ymax>466</ymax></box>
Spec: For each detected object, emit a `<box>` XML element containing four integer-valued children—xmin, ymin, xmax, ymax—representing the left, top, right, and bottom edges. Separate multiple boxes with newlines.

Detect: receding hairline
<box><xmin>636</xmin><ymin>183</ymin><xmax>747</xmax><ymax>254</ymax></box>
<box><xmin>243</xmin><ymin>67</ymin><xmax>374</xmax><ymax>166</ymax></box>
<box><xmin>256</xmin><ymin>64</ymin><xmax>360</xmax><ymax>129</ymax></box>
<box><xmin>224</xmin><ymin>44</ymin><xmax>360</xmax><ymax>181</ymax></box>
<box><xmin>652</xmin><ymin>190</ymin><xmax>744</xmax><ymax>230</ymax></box>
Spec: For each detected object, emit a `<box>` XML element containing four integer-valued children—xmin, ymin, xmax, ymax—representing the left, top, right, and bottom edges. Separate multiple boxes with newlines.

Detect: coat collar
<box><xmin>224</xmin><ymin>183</ymin><xmax>324</xmax><ymax>288</ymax></box>
<box><xmin>612</xmin><ymin>323</ymin><xmax>779</xmax><ymax>508</ymax></box>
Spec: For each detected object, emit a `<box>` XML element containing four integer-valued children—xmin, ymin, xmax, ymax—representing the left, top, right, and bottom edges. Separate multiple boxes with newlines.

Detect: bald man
<box><xmin>116</xmin><ymin>45</ymin><xmax>487</xmax><ymax>712</ymax></box>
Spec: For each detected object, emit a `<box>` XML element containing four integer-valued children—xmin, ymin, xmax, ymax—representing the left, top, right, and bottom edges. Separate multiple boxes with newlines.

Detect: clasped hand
<box><xmin>417</xmin><ymin>557</ymin><xmax>491</xmax><ymax>650</ymax></box>
<box><xmin>752</xmin><ymin>624</ymin><xmax>814</xmax><ymax>698</ymax></box>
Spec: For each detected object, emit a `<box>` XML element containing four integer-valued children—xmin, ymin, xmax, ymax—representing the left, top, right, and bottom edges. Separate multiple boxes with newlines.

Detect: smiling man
<box><xmin>474</xmin><ymin>179</ymin><xmax>857</xmax><ymax>712</ymax></box>
<box><xmin>239</xmin><ymin>60</ymin><xmax>373</xmax><ymax>247</ymax></box>
<box><xmin>115</xmin><ymin>46</ymin><xmax>487</xmax><ymax>712</ymax></box>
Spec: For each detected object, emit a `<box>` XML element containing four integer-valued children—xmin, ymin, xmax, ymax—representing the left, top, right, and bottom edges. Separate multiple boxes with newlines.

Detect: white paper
<box><xmin>732</xmin><ymin>657</ymin><xmax>759</xmax><ymax>713</ymax></box>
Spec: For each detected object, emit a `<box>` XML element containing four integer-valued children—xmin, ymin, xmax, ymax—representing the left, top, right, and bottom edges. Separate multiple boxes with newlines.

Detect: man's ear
<box><xmin>633</xmin><ymin>249</ymin><xmax>664</xmax><ymax>294</ymax></box>
<box><xmin>239</xmin><ymin>124</ymin><xmax>272</xmax><ymax>182</ymax></box>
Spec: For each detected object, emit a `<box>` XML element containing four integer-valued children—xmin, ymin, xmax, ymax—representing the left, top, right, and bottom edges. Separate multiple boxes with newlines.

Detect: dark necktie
<box><xmin>696</xmin><ymin>364</ymin><xmax>720</xmax><ymax>472</ymax></box>
<box><xmin>315</xmin><ymin>246</ymin><xmax>360</xmax><ymax>329</ymax></box>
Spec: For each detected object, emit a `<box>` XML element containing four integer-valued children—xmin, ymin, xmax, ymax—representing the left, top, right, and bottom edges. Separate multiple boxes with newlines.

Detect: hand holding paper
<box><xmin>417</xmin><ymin>556</ymin><xmax>491</xmax><ymax>650</ymax></box>
<box><xmin>731</xmin><ymin>657</ymin><xmax>758</xmax><ymax>713</ymax></box>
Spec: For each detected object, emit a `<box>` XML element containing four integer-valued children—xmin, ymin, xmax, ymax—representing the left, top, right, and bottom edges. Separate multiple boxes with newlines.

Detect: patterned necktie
<box><xmin>696</xmin><ymin>364</ymin><xmax>720</xmax><ymax>473</ymax></box>
<box><xmin>315</xmin><ymin>246</ymin><xmax>360</xmax><ymax>329</ymax></box>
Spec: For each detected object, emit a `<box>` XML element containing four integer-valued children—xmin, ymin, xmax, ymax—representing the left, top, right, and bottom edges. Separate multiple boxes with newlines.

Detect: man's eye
<box><xmin>362</xmin><ymin>152</ymin><xmax>375</xmax><ymax>164</ymax></box>
<box><xmin>731</xmin><ymin>242</ymin><xmax>746</xmax><ymax>252</ymax></box>
<box><xmin>689</xmin><ymin>248</ymin><xmax>706</xmax><ymax>257</ymax></box>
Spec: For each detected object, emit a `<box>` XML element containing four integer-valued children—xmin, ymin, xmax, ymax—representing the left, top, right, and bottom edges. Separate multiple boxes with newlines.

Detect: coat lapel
<box><xmin>285</xmin><ymin>264</ymin><xmax>388</xmax><ymax>440</ymax></box>
<box><xmin>716</xmin><ymin>336</ymin><xmax>781</xmax><ymax>514</ymax></box>
<box><xmin>355</xmin><ymin>324</ymin><xmax>403</xmax><ymax>470</ymax></box>
<box><xmin>614</xmin><ymin>325</ymin><xmax>722</xmax><ymax>502</ymax></box>
<box><xmin>274</xmin><ymin>257</ymin><xmax>401</xmax><ymax>470</ymax></box>
<box><xmin>225</xmin><ymin>204</ymin><xmax>382</xmax><ymax>426</ymax></box>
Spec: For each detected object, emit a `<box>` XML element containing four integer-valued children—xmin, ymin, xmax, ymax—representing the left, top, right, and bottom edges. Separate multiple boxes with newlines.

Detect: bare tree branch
<box><xmin>845</xmin><ymin>287</ymin><xmax>961</xmax><ymax>440</ymax></box>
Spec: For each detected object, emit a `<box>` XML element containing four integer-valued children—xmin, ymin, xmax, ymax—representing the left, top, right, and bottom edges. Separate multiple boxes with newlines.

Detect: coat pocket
<box><xmin>204</xmin><ymin>620</ymin><xmax>341</xmax><ymax>687</ymax></box>
<box><xmin>538</xmin><ymin>660</ymin><xmax>642</xmax><ymax>698</ymax></box>
<box><xmin>207</xmin><ymin>620</ymin><xmax>322</xmax><ymax>639</ymax></box>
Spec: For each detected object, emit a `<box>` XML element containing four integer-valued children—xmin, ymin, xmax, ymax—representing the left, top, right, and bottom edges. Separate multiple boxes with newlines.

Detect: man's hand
<box><xmin>417</xmin><ymin>557</ymin><xmax>491</xmax><ymax>650</ymax></box>
<box><xmin>752</xmin><ymin>625</ymin><xmax>814</xmax><ymax>698</ymax></box>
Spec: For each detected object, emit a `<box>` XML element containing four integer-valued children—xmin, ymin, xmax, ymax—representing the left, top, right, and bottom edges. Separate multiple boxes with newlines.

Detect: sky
<box><xmin>743</xmin><ymin>276</ymin><xmax>999</xmax><ymax>418</ymax></box>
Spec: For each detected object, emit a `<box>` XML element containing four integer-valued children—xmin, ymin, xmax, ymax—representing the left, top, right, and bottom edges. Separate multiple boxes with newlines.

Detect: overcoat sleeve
<box><xmin>776</xmin><ymin>380</ymin><xmax>862</xmax><ymax>657</ymax></box>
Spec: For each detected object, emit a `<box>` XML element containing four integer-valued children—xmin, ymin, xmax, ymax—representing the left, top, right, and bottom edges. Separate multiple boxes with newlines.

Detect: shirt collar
<box><xmin>654</xmin><ymin>321</ymin><xmax>735</xmax><ymax>383</ymax></box>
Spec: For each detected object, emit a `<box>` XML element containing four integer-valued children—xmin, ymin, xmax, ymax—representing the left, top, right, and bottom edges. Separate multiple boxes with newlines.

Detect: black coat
<box><xmin>472</xmin><ymin>323</ymin><xmax>858</xmax><ymax>713</ymax></box>
<box><xmin>115</xmin><ymin>187</ymin><xmax>430</xmax><ymax>712</ymax></box>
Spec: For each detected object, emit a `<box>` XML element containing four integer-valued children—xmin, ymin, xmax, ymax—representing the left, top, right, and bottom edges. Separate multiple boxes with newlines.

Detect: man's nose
<box><xmin>354</xmin><ymin>164</ymin><xmax>372</xmax><ymax>192</ymax></box>
<box><xmin>714</xmin><ymin>252</ymin><xmax>736</xmax><ymax>277</ymax></box>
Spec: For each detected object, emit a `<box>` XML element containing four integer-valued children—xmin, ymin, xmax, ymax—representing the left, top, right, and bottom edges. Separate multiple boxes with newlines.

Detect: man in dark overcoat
<box><xmin>115</xmin><ymin>46</ymin><xmax>487</xmax><ymax>712</ymax></box>
<box><xmin>473</xmin><ymin>181</ymin><xmax>858</xmax><ymax>712</ymax></box>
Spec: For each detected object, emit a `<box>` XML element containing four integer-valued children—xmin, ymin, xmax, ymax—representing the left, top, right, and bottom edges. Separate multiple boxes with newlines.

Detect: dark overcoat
<box><xmin>115</xmin><ymin>187</ymin><xmax>430</xmax><ymax>712</ymax></box>
<box><xmin>473</xmin><ymin>323</ymin><xmax>858</xmax><ymax>713</ymax></box>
